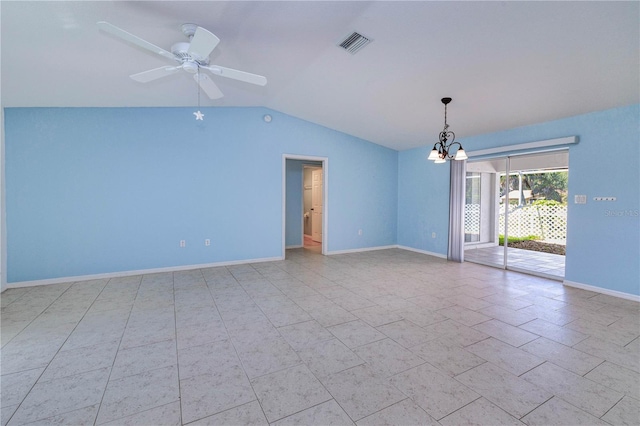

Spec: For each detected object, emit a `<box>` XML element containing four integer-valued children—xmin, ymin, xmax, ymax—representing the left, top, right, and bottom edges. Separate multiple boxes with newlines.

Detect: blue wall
<box><xmin>397</xmin><ymin>150</ymin><xmax>450</xmax><ymax>255</ymax></box>
<box><xmin>4</xmin><ymin>107</ymin><xmax>398</xmax><ymax>283</ymax></box>
<box><xmin>398</xmin><ymin>104</ymin><xmax>640</xmax><ymax>296</ymax></box>
<box><xmin>5</xmin><ymin>105</ymin><xmax>638</xmax><ymax>296</ymax></box>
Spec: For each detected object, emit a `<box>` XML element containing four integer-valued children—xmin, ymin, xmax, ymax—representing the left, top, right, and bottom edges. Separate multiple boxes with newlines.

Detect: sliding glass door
<box><xmin>464</xmin><ymin>151</ymin><xmax>568</xmax><ymax>279</ymax></box>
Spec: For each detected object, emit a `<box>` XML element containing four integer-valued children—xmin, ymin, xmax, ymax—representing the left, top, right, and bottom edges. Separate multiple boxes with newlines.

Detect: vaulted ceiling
<box><xmin>2</xmin><ymin>1</ymin><xmax>638</xmax><ymax>150</ymax></box>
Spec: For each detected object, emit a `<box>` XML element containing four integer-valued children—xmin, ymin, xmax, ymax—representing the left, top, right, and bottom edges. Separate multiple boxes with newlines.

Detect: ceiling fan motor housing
<box><xmin>171</xmin><ymin>42</ymin><xmax>209</xmax><ymax>68</ymax></box>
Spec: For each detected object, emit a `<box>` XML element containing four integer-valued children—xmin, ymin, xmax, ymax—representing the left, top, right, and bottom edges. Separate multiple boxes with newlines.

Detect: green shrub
<box><xmin>498</xmin><ymin>234</ymin><xmax>541</xmax><ymax>246</ymax></box>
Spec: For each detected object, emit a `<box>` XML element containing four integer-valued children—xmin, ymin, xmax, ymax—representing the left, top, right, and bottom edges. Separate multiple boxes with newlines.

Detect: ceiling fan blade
<box><xmin>97</xmin><ymin>21</ymin><xmax>176</xmax><ymax>62</ymax></box>
<box><xmin>203</xmin><ymin>65</ymin><xmax>267</xmax><ymax>86</ymax></box>
<box><xmin>195</xmin><ymin>73</ymin><xmax>224</xmax><ymax>99</ymax></box>
<box><xmin>187</xmin><ymin>27</ymin><xmax>220</xmax><ymax>60</ymax></box>
<box><xmin>130</xmin><ymin>66</ymin><xmax>181</xmax><ymax>83</ymax></box>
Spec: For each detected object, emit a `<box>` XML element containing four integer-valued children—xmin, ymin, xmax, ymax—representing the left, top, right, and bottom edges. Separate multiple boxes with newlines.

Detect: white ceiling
<box><xmin>2</xmin><ymin>1</ymin><xmax>638</xmax><ymax>151</ymax></box>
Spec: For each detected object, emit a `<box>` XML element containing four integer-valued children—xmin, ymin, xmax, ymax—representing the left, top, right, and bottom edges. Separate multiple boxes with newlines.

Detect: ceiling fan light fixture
<box><xmin>182</xmin><ymin>61</ymin><xmax>199</xmax><ymax>74</ymax></box>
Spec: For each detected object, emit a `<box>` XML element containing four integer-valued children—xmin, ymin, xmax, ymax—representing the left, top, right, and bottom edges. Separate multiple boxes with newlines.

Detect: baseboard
<box><xmin>326</xmin><ymin>245</ymin><xmax>399</xmax><ymax>255</ymax></box>
<box><xmin>397</xmin><ymin>245</ymin><xmax>448</xmax><ymax>259</ymax></box>
<box><xmin>4</xmin><ymin>256</ymin><xmax>284</xmax><ymax>291</ymax></box>
<box><xmin>563</xmin><ymin>280</ymin><xmax>640</xmax><ymax>302</ymax></box>
<box><xmin>285</xmin><ymin>245</ymin><xmax>303</xmax><ymax>249</ymax></box>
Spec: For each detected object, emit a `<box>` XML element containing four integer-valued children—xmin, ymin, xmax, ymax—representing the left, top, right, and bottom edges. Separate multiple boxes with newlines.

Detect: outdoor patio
<box><xmin>464</xmin><ymin>245</ymin><xmax>565</xmax><ymax>280</ymax></box>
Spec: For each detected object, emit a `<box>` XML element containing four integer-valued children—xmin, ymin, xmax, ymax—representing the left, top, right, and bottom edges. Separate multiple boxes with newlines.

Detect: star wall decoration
<box><xmin>193</xmin><ymin>110</ymin><xmax>204</xmax><ymax>120</ymax></box>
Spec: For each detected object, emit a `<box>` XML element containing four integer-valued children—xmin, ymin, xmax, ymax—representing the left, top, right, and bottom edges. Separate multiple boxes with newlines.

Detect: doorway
<box><xmin>464</xmin><ymin>151</ymin><xmax>569</xmax><ymax>280</ymax></box>
<box><xmin>283</xmin><ymin>155</ymin><xmax>327</xmax><ymax>258</ymax></box>
<box><xmin>304</xmin><ymin>166</ymin><xmax>323</xmax><ymax>253</ymax></box>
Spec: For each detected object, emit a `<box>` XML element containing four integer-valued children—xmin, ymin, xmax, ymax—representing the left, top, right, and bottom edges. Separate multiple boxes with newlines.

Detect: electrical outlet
<box><xmin>179</xmin><ymin>240</ymin><xmax>186</xmax><ymax>248</ymax></box>
<box><xmin>432</xmin><ymin>232</ymin><xmax>436</xmax><ymax>238</ymax></box>
<box><xmin>358</xmin><ymin>229</ymin><xmax>363</xmax><ymax>236</ymax></box>
<box><xmin>205</xmin><ymin>239</ymin><xmax>211</xmax><ymax>246</ymax></box>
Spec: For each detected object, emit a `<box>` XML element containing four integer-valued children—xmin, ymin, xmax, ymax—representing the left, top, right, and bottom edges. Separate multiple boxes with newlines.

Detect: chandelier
<box><xmin>428</xmin><ymin>97</ymin><xmax>467</xmax><ymax>163</ymax></box>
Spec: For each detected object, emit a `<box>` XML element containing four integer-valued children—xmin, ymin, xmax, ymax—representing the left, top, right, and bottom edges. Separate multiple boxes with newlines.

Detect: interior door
<box><xmin>311</xmin><ymin>169</ymin><xmax>323</xmax><ymax>242</ymax></box>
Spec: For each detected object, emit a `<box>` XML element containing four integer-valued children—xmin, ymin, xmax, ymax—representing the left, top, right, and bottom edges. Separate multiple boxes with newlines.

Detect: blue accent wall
<box><xmin>397</xmin><ymin>104</ymin><xmax>640</xmax><ymax>296</ymax></box>
<box><xmin>397</xmin><ymin>149</ymin><xmax>450</xmax><ymax>255</ymax></box>
<box><xmin>5</xmin><ymin>105</ymin><xmax>638</xmax><ymax>297</ymax></box>
<box><xmin>4</xmin><ymin>107</ymin><xmax>398</xmax><ymax>283</ymax></box>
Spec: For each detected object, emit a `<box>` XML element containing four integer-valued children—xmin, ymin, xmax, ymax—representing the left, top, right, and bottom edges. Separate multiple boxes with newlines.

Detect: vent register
<box><xmin>337</xmin><ymin>32</ymin><xmax>372</xmax><ymax>54</ymax></box>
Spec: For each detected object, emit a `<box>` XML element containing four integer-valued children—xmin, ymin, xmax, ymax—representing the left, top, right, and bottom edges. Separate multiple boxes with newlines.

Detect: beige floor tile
<box><xmin>390</xmin><ymin>362</ymin><xmax>480</xmax><ymax>420</ymax></box>
<box><xmin>11</xmin><ymin>404</ymin><xmax>100</xmax><ymax>426</ymax></box>
<box><xmin>327</xmin><ymin>320</ymin><xmax>387</xmax><ymax>348</ymax></box>
<box><xmin>437</xmin><ymin>305</ymin><xmax>492</xmax><ymax>326</ymax></box>
<box><xmin>466</xmin><ymin>337</ymin><xmax>544</xmax><ymax>376</ymax></box>
<box><xmin>273</xmin><ymin>399</ymin><xmax>354</xmax><ymax>425</ymax></box>
<box><xmin>521</xmin><ymin>396</ymin><xmax>609</xmax><ymax>426</ymax></box>
<box><xmin>9</xmin><ymin>368</ymin><xmax>109</xmax><ymax>425</ymax></box>
<box><xmin>251</xmin><ymin>364</ymin><xmax>332</xmax><ymax>422</ymax></box>
<box><xmin>411</xmin><ymin>337</ymin><xmax>486</xmax><ymax>376</ymax></box>
<box><xmin>179</xmin><ymin>366</ymin><xmax>255</xmax><ymax>424</ymax></box>
<box><xmin>110</xmin><ymin>339</ymin><xmax>176</xmax><ymax>380</ymax></box>
<box><xmin>96</xmin><ymin>366</ymin><xmax>179</xmax><ymax>424</ymax></box>
<box><xmin>601</xmin><ymin>396</ymin><xmax>640</xmax><ymax>426</ymax></box>
<box><xmin>439</xmin><ymin>397</ymin><xmax>524</xmax><ymax>426</ymax></box>
<box><xmin>455</xmin><ymin>362</ymin><xmax>552</xmax><ymax>419</ymax></box>
<box><xmin>235</xmin><ymin>336</ymin><xmax>302</xmax><ymax>379</ymax></box>
<box><xmin>101</xmin><ymin>401</ymin><xmax>181</xmax><ymax>426</ymax></box>
<box><xmin>297</xmin><ymin>338</ymin><xmax>364</xmax><ymax>378</ymax></box>
<box><xmin>278</xmin><ymin>320</ymin><xmax>334</xmax><ymax>350</ymax></box>
<box><xmin>307</xmin><ymin>304</ymin><xmax>358</xmax><ymax>327</ymax></box>
<box><xmin>178</xmin><ymin>339</ymin><xmax>240</xmax><ymax>381</ymax></box>
<box><xmin>519</xmin><ymin>337</ymin><xmax>604</xmax><ymax>376</ymax></box>
<box><xmin>353</xmin><ymin>338</ymin><xmax>425</xmax><ymax>377</ymax></box>
<box><xmin>585</xmin><ymin>361</ymin><xmax>640</xmax><ymax>400</ymax></box>
<box><xmin>423</xmin><ymin>319</ymin><xmax>489</xmax><ymax>346</ymax></box>
<box><xmin>519</xmin><ymin>318</ymin><xmax>588</xmax><ymax>346</ymax></box>
<box><xmin>376</xmin><ymin>319</ymin><xmax>434</xmax><ymax>348</ymax></box>
<box><xmin>320</xmin><ymin>365</ymin><xmax>406</xmax><ymax>422</ymax></box>
<box><xmin>1</xmin><ymin>368</ymin><xmax>45</xmax><ymax>409</ymax></box>
<box><xmin>2</xmin><ymin>249</ymin><xmax>638</xmax><ymax>426</ymax></box>
<box><xmin>573</xmin><ymin>337</ymin><xmax>640</xmax><ymax>373</ymax></box>
<box><xmin>473</xmin><ymin>319</ymin><xmax>538</xmax><ymax>347</ymax></box>
<box><xmin>356</xmin><ymin>398</ymin><xmax>438</xmax><ymax>426</ymax></box>
<box><xmin>189</xmin><ymin>401</ymin><xmax>268</xmax><ymax>426</ymax></box>
<box><xmin>521</xmin><ymin>362</ymin><xmax>623</xmax><ymax>417</ymax></box>
<box><xmin>176</xmin><ymin>319</ymin><xmax>228</xmax><ymax>349</ymax></box>
<box><xmin>478</xmin><ymin>304</ymin><xmax>537</xmax><ymax>326</ymax></box>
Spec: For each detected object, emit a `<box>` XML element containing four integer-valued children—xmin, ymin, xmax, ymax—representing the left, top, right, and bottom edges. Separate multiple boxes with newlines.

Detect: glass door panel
<box><xmin>464</xmin><ymin>158</ymin><xmax>506</xmax><ymax>268</ymax></box>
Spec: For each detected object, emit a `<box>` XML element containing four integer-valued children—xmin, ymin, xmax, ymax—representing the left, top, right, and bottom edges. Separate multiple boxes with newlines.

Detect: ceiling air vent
<box><xmin>337</xmin><ymin>31</ymin><xmax>372</xmax><ymax>54</ymax></box>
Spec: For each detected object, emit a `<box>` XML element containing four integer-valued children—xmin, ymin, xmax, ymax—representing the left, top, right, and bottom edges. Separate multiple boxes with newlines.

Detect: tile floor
<box><xmin>1</xmin><ymin>248</ymin><xmax>638</xmax><ymax>425</ymax></box>
<box><xmin>464</xmin><ymin>246</ymin><xmax>566</xmax><ymax>279</ymax></box>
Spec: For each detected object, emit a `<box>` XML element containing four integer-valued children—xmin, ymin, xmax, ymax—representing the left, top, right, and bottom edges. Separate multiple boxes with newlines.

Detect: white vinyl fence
<box><xmin>465</xmin><ymin>204</ymin><xmax>567</xmax><ymax>243</ymax></box>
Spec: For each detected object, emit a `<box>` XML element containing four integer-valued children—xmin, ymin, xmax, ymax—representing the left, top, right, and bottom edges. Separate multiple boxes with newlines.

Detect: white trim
<box><xmin>397</xmin><ymin>245</ymin><xmax>448</xmax><ymax>259</ymax></box>
<box><xmin>563</xmin><ymin>280</ymin><xmax>640</xmax><ymax>303</ymax></box>
<box><xmin>0</xmin><ymin>108</ymin><xmax>6</xmax><ymax>292</ymax></box>
<box><xmin>283</xmin><ymin>155</ymin><xmax>328</xmax><ymax>258</ymax></box>
<box><xmin>327</xmin><ymin>245</ymin><xmax>398</xmax><ymax>255</ymax></box>
<box><xmin>466</xmin><ymin>136</ymin><xmax>578</xmax><ymax>158</ymax></box>
<box><xmin>4</xmin><ymin>256</ymin><xmax>283</xmax><ymax>290</ymax></box>
<box><xmin>285</xmin><ymin>245</ymin><xmax>303</xmax><ymax>249</ymax></box>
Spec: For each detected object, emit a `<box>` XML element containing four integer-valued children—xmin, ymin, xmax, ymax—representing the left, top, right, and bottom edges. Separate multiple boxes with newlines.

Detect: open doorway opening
<box><xmin>283</xmin><ymin>155</ymin><xmax>327</xmax><ymax>258</ymax></box>
<box><xmin>303</xmin><ymin>165</ymin><xmax>323</xmax><ymax>253</ymax></box>
<box><xmin>464</xmin><ymin>150</ymin><xmax>569</xmax><ymax>280</ymax></box>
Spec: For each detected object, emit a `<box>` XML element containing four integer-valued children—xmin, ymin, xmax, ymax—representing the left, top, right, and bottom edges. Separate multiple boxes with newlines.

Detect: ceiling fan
<box><xmin>97</xmin><ymin>21</ymin><xmax>267</xmax><ymax>99</ymax></box>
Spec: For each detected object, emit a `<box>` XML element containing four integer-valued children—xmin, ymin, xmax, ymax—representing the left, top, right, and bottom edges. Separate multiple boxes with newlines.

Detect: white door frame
<box><xmin>282</xmin><ymin>154</ymin><xmax>328</xmax><ymax>258</ymax></box>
